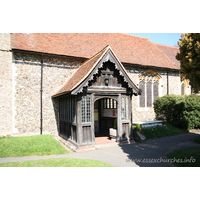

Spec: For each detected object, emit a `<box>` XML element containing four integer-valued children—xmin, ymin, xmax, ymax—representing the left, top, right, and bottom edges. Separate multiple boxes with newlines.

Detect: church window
<box><xmin>103</xmin><ymin>98</ymin><xmax>117</xmax><ymax>109</ymax></box>
<box><xmin>181</xmin><ymin>83</ymin><xmax>185</xmax><ymax>95</ymax></box>
<box><xmin>180</xmin><ymin>74</ymin><xmax>188</xmax><ymax>95</ymax></box>
<box><xmin>139</xmin><ymin>81</ymin><xmax>145</xmax><ymax>107</ymax></box>
<box><xmin>138</xmin><ymin>70</ymin><xmax>161</xmax><ymax>108</ymax></box>
<box><xmin>81</xmin><ymin>96</ymin><xmax>91</xmax><ymax>123</ymax></box>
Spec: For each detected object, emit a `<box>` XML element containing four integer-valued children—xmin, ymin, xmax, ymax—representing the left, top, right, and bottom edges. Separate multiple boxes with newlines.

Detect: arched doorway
<box><xmin>94</xmin><ymin>97</ymin><xmax>118</xmax><ymax>145</ymax></box>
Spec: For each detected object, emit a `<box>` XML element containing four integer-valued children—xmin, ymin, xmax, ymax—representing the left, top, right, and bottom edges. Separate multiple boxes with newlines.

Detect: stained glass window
<box><xmin>153</xmin><ymin>82</ymin><xmax>159</xmax><ymax>102</ymax></box>
<box><xmin>139</xmin><ymin>71</ymin><xmax>160</xmax><ymax>108</ymax></box>
<box><xmin>114</xmin><ymin>100</ymin><xmax>117</xmax><ymax>109</ymax></box>
<box><xmin>139</xmin><ymin>79</ymin><xmax>159</xmax><ymax>108</ymax></box>
<box><xmin>146</xmin><ymin>81</ymin><xmax>152</xmax><ymax>107</ymax></box>
<box><xmin>107</xmin><ymin>98</ymin><xmax>110</xmax><ymax>109</ymax></box>
<box><xmin>110</xmin><ymin>99</ymin><xmax>113</xmax><ymax>108</ymax></box>
<box><xmin>139</xmin><ymin>81</ymin><xmax>145</xmax><ymax>107</ymax></box>
<box><xmin>103</xmin><ymin>98</ymin><xmax>117</xmax><ymax>109</ymax></box>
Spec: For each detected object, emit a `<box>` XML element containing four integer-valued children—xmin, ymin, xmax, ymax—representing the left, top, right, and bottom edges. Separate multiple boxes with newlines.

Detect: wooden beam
<box><xmin>76</xmin><ymin>95</ymin><xmax>82</xmax><ymax>144</ymax></box>
<box><xmin>90</xmin><ymin>94</ymin><xmax>95</xmax><ymax>144</ymax></box>
<box><xmin>129</xmin><ymin>95</ymin><xmax>133</xmax><ymax>140</ymax></box>
<box><xmin>117</xmin><ymin>94</ymin><xmax>122</xmax><ymax>142</ymax></box>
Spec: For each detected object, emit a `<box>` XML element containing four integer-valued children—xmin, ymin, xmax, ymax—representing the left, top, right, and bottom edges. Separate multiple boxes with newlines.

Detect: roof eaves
<box><xmin>108</xmin><ymin>46</ymin><xmax>140</xmax><ymax>93</ymax></box>
<box><xmin>52</xmin><ymin>45</ymin><xmax>110</xmax><ymax>97</ymax></box>
<box><xmin>70</xmin><ymin>45</ymin><xmax>110</xmax><ymax>92</ymax></box>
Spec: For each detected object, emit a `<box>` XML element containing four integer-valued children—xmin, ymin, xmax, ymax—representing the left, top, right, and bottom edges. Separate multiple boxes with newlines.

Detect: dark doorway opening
<box><xmin>94</xmin><ymin>98</ymin><xmax>117</xmax><ymax>144</ymax></box>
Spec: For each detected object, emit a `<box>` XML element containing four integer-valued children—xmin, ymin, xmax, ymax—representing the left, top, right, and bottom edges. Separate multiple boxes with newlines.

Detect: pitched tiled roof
<box><xmin>52</xmin><ymin>45</ymin><xmax>141</xmax><ymax>97</ymax></box>
<box><xmin>53</xmin><ymin>45</ymin><xmax>109</xmax><ymax>97</ymax></box>
<box><xmin>155</xmin><ymin>43</ymin><xmax>180</xmax><ymax>70</ymax></box>
<box><xmin>11</xmin><ymin>33</ymin><xmax>179</xmax><ymax>69</ymax></box>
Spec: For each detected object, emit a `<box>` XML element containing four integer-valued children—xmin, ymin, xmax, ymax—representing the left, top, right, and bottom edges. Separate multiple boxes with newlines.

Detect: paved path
<box><xmin>1</xmin><ymin>132</ymin><xmax>200</xmax><ymax>167</ymax></box>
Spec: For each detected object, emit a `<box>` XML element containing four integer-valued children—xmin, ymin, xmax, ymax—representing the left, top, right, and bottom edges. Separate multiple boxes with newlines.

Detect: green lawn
<box><xmin>166</xmin><ymin>135</ymin><xmax>200</xmax><ymax>167</ymax></box>
<box><xmin>141</xmin><ymin>124</ymin><xmax>188</xmax><ymax>139</ymax></box>
<box><xmin>0</xmin><ymin>135</ymin><xmax>69</xmax><ymax>158</ymax></box>
<box><xmin>0</xmin><ymin>158</ymin><xmax>114</xmax><ymax>167</ymax></box>
<box><xmin>167</xmin><ymin>147</ymin><xmax>200</xmax><ymax>167</ymax></box>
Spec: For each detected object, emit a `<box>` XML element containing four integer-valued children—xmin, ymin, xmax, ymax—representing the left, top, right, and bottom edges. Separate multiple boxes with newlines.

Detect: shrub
<box><xmin>153</xmin><ymin>94</ymin><xmax>200</xmax><ymax>130</ymax></box>
<box><xmin>132</xmin><ymin>124</ymin><xmax>143</xmax><ymax>141</ymax></box>
<box><xmin>183</xmin><ymin>95</ymin><xmax>200</xmax><ymax>129</ymax></box>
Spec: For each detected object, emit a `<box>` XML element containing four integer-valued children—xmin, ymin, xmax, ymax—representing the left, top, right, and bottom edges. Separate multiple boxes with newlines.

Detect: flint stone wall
<box><xmin>13</xmin><ymin>53</ymin><xmax>83</xmax><ymax>136</ymax></box>
<box><xmin>0</xmin><ymin>33</ymin><xmax>12</xmax><ymax>136</ymax></box>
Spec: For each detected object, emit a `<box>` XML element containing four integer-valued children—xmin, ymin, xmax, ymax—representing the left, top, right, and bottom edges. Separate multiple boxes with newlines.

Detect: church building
<box><xmin>0</xmin><ymin>33</ymin><xmax>191</xmax><ymax>150</ymax></box>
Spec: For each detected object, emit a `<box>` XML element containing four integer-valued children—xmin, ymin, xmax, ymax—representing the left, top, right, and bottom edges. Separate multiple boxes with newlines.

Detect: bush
<box><xmin>153</xmin><ymin>94</ymin><xmax>200</xmax><ymax>130</ymax></box>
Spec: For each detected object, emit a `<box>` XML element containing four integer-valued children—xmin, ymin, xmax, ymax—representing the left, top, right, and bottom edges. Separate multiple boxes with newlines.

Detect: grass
<box><xmin>0</xmin><ymin>135</ymin><xmax>69</xmax><ymax>158</ymax></box>
<box><xmin>141</xmin><ymin>123</ymin><xmax>188</xmax><ymax>139</ymax></box>
<box><xmin>0</xmin><ymin>158</ymin><xmax>114</xmax><ymax>167</ymax></box>
<box><xmin>167</xmin><ymin>147</ymin><xmax>200</xmax><ymax>167</ymax></box>
<box><xmin>166</xmin><ymin>135</ymin><xmax>200</xmax><ymax>167</ymax></box>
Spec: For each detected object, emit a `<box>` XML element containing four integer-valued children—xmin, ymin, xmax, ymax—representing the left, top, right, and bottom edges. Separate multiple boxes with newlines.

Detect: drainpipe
<box><xmin>40</xmin><ymin>54</ymin><xmax>43</xmax><ymax>135</ymax></box>
<box><xmin>167</xmin><ymin>71</ymin><xmax>169</xmax><ymax>95</ymax></box>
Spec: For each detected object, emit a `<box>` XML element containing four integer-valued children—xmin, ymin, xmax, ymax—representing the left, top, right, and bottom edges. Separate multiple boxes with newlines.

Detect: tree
<box><xmin>176</xmin><ymin>33</ymin><xmax>200</xmax><ymax>93</ymax></box>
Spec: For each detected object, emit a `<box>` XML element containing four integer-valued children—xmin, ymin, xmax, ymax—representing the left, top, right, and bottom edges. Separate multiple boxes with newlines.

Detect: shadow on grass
<box><xmin>118</xmin><ymin>131</ymin><xmax>200</xmax><ymax>167</ymax></box>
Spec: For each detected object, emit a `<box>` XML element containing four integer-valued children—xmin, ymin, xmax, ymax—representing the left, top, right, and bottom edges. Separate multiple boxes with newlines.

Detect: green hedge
<box><xmin>153</xmin><ymin>94</ymin><xmax>200</xmax><ymax>130</ymax></box>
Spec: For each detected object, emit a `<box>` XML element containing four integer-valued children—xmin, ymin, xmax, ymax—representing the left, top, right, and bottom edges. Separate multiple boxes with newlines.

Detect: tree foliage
<box><xmin>176</xmin><ymin>33</ymin><xmax>200</xmax><ymax>93</ymax></box>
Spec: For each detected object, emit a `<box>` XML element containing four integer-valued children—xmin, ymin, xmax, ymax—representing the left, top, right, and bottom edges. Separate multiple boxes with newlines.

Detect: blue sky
<box><xmin>128</xmin><ymin>33</ymin><xmax>182</xmax><ymax>47</ymax></box>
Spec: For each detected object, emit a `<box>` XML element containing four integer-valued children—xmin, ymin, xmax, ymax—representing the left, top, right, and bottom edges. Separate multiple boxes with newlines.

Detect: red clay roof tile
<box><xmin>53</xmin><ymin>45</ymin><xmax>109</xmax><ymax>97</ymax></box>
<box><xmin>11</xmin><ymin>33</ymin><xmax>179</xmax><ymax>69</ymax></box>
<box><xmin>53</xmin><ymin>45</ymin><xmax>141</xmax><ymax>97</ymax></box>
<box><xmin>155</xmin><ymin>43</ymin><xmax>180</xmax><ymax>70</ymax></box>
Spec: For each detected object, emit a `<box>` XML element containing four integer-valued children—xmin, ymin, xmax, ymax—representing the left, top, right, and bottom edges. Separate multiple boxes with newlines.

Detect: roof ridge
<box><xmin>154</xmin><ymin>42</ymin><xmax>179</xmax><ymax>49</ymax></box>
<box><xmin>153</xmin><ymin>42</ymin><xmax>178</xmax><ymax>68</ymax></box>
<box><xmin>123</xmin><ymin>33</ymin><xmax>150</xmax><ymax>40</ymax></box>
<box><xmin>80</xmin><ymin>44</ymin><xmax>109</xmax><ymax>67</ymax></box>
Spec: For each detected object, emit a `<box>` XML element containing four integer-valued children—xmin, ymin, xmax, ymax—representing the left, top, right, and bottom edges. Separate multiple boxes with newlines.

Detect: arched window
<box><xmin>181</xmin><ymin>83</ymin><xmax>185</xmax><ymax>95</ymax></box>
<box><xmin>153</xmin><ymin>82</ymin><xmax>159</xmax><ymax>102</ymax></box>
<box><xmin>138</xmin><ymin>70</ymin><xmax>161</xmax><ymax>108</ymax></box>
<box><xmin>146</xmin><ymin>81</ymin><xmax>152</xmax><ymax>107</ymax></box>
<box><xmin>180</xmin><ymin>74</ymin><xmax>188</xmax><ymax>95</ymax></box>
<box><xmin>139</xmin><ymin>81</ymin><xmax>145</xmax><ymax>107</ymax></box>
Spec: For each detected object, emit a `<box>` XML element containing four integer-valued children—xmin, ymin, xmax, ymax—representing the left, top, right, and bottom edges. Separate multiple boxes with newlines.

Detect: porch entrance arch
<box><xmin>94</xmin><ymin>97</ymin><xmax>118</xmax><ymax>137</ymax></box>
